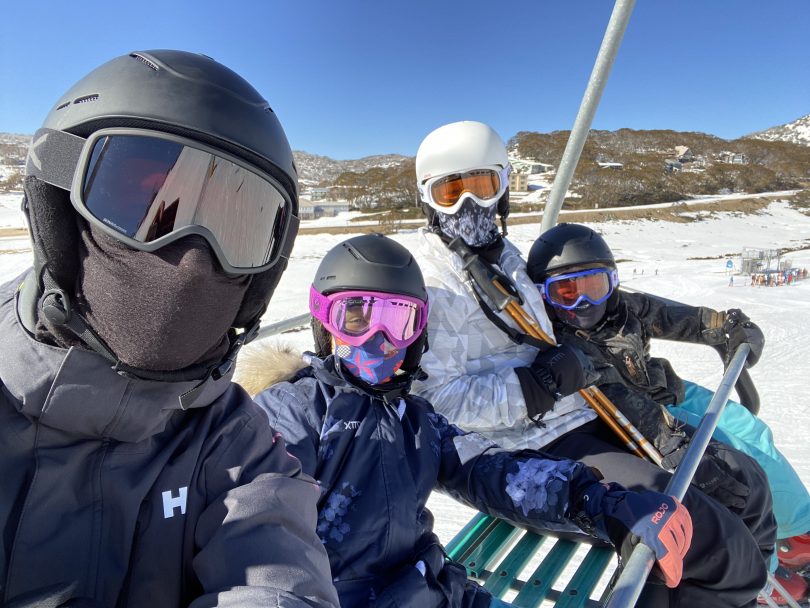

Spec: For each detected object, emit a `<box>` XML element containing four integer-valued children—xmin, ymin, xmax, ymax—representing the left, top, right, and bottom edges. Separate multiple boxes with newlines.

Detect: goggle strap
<box><xmin>26</xmin><ymin>128</ymin><xmax>84</xmax><ymax>191</ymax></box>
<box><xmin>278</xmin><ymin>214</ymin><xmax>299</xmax><ymax>262</ymax></box>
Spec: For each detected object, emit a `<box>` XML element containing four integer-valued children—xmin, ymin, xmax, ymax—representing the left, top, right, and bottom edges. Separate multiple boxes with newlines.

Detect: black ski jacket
<box><xmin>552</xmin><ymin>289</ymin><xmax>726</xmax><ymax>451</ymax></box>
<box><xmin>0</xmin><ymin>273</ymin><xmax>339</xmax><ymax>608</ymax></box>
<box><xmin>254</xmin><ymin>354</ymin><xmax>605</xmax><ymax>607</ymax></box>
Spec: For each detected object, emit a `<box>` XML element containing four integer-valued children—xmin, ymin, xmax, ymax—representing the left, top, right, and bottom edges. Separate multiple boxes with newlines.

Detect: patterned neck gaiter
<box><xmin>334</xmin><ymin>331</ymin><xmax>407</xmax><ymax>385</ymax></box>
<box><xmin>437</xmin><ymin>198</ymin><xmax>499</xmax><ymax>247</ymax></box>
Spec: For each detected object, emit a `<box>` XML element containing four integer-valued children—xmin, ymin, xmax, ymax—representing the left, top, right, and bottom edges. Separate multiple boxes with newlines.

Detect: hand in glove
<box><xmin>516</xmin><ymin>344</ymin><xmax>594</xmax><ymax>425</ymax></box>
<box><xmin>723</xmin><ymin>308</ymin><xmax>764</xmax><ymax>367</ymax></box>
<box><xmin>662</xmin><ymin>442</ymin><xmax>750</xmax><ymax>510</ymax></box>
<box><xmin>580</xmin><ymin>482</ymin><xmax>692</xmax><ymax>588</ymax></box>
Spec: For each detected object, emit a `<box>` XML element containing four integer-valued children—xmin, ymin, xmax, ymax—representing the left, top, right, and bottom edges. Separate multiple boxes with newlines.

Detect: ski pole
<box><xmin>604</xmin><ymin>344</ymin><xmax>751</xmax><ymax>608</ymax></box>
<box><xmin>587</xmin><ymin>387</ymin><xmax>667</xmax><ymax>468</ymax></box>
<box><xmin>493</xmin><ymin>281</ymin><xmax>665</xmax><ymax>465</ymax></box>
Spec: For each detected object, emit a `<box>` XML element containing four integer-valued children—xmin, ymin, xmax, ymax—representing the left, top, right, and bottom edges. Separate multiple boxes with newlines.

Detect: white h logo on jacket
<box><xmin>162</xmin><ymin>487</ymin><xmax>188</xmax><ymax>519</ymax></box>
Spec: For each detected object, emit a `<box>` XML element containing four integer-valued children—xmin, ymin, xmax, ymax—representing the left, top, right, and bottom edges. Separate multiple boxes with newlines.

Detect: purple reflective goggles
<box><xmin>537</xmin><ymin>267</ymin><xmax>619</xmax><ymax>310</ymax></box>
<box><xmin>309</xmin><ymin>286</ymin><xmax>429</xmax><ymax>348</ymax></box>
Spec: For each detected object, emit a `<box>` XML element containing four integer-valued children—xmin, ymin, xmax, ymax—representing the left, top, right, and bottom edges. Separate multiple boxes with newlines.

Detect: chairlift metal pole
<box><xmin>540</xmin><ymin>0</ymin><xmax>637</xmax><ymax>234</ymax></box>
<box><xmin>604</xmin><ymin>343</ymin><xmax>751</xmax><ymax>608</ymax></box>
<box><xmin>254</xmin><ymin>312</ymin><xmax>311</xmax><ymax>342</ymax></box>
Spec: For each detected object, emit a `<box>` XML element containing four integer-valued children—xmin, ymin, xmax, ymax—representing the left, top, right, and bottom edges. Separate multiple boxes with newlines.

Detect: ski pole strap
<box><xmin>447</xmin><ymin>237</ymin><xmax>521</xmax><ymax>310</ymax></box>
<box><xmin>469</xmin><ymin>284</ymin><xmax>550</xmax><ymax>351</ymax></box>
<box><xmin>446</xmin><ymin>238</ymin><xmax>548</xmax><ymax>349</ymax></box>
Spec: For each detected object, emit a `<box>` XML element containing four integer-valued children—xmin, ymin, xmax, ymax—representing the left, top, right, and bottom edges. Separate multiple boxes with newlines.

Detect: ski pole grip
<box><xmin>448</xmin><ymin>238</ymin><xmax>514</xmax><ymax>311</ymax></box>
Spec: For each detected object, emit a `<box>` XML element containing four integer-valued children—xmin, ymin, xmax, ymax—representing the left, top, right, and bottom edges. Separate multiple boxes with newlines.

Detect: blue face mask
<box><xmin>334</xmin><ymin>331</ymin><xmax>407</xmax><ymax>385</ymax></box>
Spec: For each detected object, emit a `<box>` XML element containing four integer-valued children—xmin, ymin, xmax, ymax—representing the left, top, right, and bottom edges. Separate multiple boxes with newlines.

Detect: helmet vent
<box><xmin>264</xmin><ymin>106</ymin><xmax>275</xmax><ymax>114</ymax></box>
<box><xmin>342</xmin><ymin>243</ymin><xmax>360</xmax><ymax>260</ymax></box>
<box><xmin>55</xmin><ymin>102</ymin><xmax>70</xmax><ymax>111</ymax></box>
<box><xmin>130</xmin><ymin>53</ymin><xmax>160</xmax><ymax>71</ymax></box>
<box><xmin>73</xmin><ymin>94</ymin><xmax>99</xmax><ymax>105</ymax></box>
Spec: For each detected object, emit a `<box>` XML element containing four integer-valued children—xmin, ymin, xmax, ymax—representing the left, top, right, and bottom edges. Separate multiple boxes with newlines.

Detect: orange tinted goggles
<box><xmin>429</xmin><ymin>169</ymin><xmax>502</xmax><ymax>207</ymax></box>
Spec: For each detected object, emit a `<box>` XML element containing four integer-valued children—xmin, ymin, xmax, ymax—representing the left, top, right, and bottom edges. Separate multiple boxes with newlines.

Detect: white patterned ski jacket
<box><xmin>412</xmin><ymin>230</ymin><xmax>596</xmax><ymax>449</ymax></box>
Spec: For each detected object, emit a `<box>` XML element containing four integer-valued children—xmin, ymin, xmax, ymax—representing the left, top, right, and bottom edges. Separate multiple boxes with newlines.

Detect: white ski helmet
<box><xmin>416</xmin><ymin>120</ymin><xmax>509</xmax><ymax>184</ymax></box>
<box><xmin>415</xmin><ymin>121</ymin><xmax>511</xmax><ymax>231</ymax></box>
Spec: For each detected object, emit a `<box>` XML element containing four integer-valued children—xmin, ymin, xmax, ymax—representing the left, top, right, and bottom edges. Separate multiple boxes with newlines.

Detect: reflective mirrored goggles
<box><xmin>537</xmin><ymin>267</ymin><xmax>619</xmax><ymax>310</ymax></box>
<box><xmin>25</xmin><ymin>127</ymin><xmax>299</xmax><ymax>274</ymax></box>
<box><xmin>419</xmin><ymin>165</ymin><xmax>510</xmax><ymax>215</ymax></box>
<box><xmin>309</xmin><ymin>286</ymin><xmax>428</xmax><ymax>348</ymax></box>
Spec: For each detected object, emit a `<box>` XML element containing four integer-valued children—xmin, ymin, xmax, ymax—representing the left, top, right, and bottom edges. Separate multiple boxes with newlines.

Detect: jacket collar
<box><xmin>0</xmin><ymin>275</ymin><xmax>233</xmax><ymax>443</ymax></box>
<box><xmin>307</xmin><ymin>354</ymin><xmax>415</xmax><ymax>405</ymax></box>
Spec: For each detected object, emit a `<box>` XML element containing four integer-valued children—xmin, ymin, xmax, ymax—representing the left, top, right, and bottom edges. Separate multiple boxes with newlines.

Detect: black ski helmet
<box><xmin>24</xmin><ymin>49</ymin><xmax>299</xmax><ymax>332</ymax></box>
<box><xmin>313</xmin><ymin>233</ymin><xmax>427</xmax><ymax>300</ymax></box>
<box><xmin>311</xmin><ymin>233</ymin><xmax>429</xmax><ymax>367</ymax></box>
<box><xmin>526</xmin><ymin>223</ymin><xmax>616</xmax><ymax>282</ymax></box>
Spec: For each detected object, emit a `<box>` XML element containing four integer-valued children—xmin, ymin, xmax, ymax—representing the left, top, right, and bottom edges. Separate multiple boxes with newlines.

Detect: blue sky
<box><xmin>1</xmin><ymin>1</ymin><xmax>808</xmax><ymax>159</ymax></box>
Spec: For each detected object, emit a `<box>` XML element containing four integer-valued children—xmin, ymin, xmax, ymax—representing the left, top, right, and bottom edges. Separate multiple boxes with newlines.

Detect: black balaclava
<box><xmin>41</xmin><ymin>221</ymin><xmax>250</xmax><ymax>371</ymax></box>
<box><xmin>552</xmin><ymin>300</ymin><xmax>608</xmax><ymax>331</ymax></box>
<box><xmin>437</xmin><ymin>198</ymin><xmax>499</xmax><ymax>248</ymax></box>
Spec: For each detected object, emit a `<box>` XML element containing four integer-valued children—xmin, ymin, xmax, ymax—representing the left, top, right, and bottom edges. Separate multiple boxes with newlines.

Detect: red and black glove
<box><xmin>579</xmin><ymin>482</ymin><xmax>693</xmax><ymax>588</ymax></box>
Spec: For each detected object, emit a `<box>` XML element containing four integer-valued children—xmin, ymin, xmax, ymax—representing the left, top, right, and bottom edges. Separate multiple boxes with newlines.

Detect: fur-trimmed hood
<box><xmin>235</xmin><ymin>342</ymin><xmax>307</xmax><ymax>397</ymax></box>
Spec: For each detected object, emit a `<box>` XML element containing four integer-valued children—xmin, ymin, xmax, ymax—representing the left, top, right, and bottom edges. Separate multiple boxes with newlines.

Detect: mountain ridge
<box><xmin>2</xmin><ymin>115</ymin><xmax>808</xmax><ymax>200</ymax></box>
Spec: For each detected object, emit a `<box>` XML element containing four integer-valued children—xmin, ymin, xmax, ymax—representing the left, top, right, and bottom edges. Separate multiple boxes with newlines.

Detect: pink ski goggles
<box><xmin>309</xmin><ymin>286</ymin><xmax>428</xmax><ymax>348</ymax></box>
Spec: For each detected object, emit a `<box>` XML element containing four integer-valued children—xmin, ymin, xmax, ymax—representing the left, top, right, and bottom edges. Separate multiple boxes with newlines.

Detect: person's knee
<box><xmin>681</xmin><ymin>486</ymin><xmax>769</xmax><ymax>592</ymax></box>
<box><xmin>713</xmin><ymin>442</ymin><xmax>773</xmax><ymax>513</ymax></box>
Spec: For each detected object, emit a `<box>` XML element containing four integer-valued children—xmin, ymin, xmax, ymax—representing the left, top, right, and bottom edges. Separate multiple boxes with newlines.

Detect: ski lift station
<box><xmin>740</xmin><ymin>247</ymin><xmax>790</xmax><ymax>274</ymax></box>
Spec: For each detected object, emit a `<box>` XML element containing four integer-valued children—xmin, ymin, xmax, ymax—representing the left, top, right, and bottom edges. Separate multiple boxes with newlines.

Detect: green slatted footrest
<box><xmin>445</xmin><ymin>514</ymin><xmax>615</xmax><ymax>608</ymax></box>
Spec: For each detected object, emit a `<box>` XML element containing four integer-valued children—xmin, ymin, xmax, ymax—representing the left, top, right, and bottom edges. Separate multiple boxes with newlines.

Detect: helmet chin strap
<box><xmin>34</xmin><ymin>267</ymin><xmax>248</xmax><ymax>407</ymax></box>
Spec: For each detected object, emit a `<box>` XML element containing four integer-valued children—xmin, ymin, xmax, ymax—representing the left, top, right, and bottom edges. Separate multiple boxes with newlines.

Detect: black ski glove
<box><xmin>516</xmin><ymin>344</ymin><xmax>595</xmax><ymax>426</ymax></box>
<box><xmin>662</xmin><ymin>442</ymin><xmax>751</xmax><ymax>510</ymax></box>
<box><xmin>723</xmin><ymin>308</ymin><xmax>764</xmax><ymax>367</ymax></box>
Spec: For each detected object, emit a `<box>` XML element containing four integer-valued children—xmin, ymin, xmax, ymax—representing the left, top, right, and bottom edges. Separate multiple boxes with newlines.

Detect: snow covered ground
<box><xmin>2</xmin><ymin>191</ymin><xmax>809</xmax><ymax>603</ymax></box>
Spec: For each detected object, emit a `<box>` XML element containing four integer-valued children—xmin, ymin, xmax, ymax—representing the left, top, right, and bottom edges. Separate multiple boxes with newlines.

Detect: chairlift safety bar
<box><xmin>604</xmin><ymin>343</ymin><xmax>752</xmax><ymax>607</ymax></box>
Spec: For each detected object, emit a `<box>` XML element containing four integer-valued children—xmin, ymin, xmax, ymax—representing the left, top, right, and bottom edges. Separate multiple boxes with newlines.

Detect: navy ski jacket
<box><xmin>254</xmin><ymin>354</ymin><xmax>605</xmax><ymax>607</ymax></box>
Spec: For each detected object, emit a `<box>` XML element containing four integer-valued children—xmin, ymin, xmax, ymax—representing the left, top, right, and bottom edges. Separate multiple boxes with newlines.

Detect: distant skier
<box><xmin>527</xmin><ymin>223</ymin><xmax>810</xmax><ymax>604</ymax></box>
